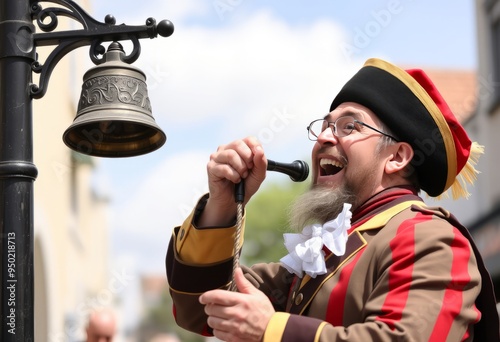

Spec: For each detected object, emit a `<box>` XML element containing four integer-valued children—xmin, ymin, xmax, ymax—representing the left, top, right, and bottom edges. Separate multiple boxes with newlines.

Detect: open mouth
<box><xmin>319</xmin><ymin>158</ymin><xmax>344</xmax><ymax>176</ymax></box>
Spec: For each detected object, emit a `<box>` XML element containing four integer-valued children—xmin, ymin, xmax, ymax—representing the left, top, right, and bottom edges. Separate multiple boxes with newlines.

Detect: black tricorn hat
<box><xmin>330</xmin><ymin>58</ymin><xmax>483</xmax><ymax>198</ymax></box>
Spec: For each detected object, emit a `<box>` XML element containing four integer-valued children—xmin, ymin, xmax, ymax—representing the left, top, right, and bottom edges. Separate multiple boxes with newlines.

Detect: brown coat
<box><xmin>166</xmin><ymin>194</ymin><xmax>499</xmax><ymax>341</ymax></box>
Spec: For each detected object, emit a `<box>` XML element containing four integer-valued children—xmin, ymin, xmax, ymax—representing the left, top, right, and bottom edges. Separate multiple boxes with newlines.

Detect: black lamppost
<box><xmin>0</xmin><ymin>1</ymin><xmax>174</xmax><ymax>340</ymax></box>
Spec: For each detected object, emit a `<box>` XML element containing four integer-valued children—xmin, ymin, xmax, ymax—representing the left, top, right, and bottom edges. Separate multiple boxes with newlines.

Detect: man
<box><xmin>166</xmin><ymin>58</ymin><xmax>499</xmax><ymax>341</ymax></box>
<box><xmin>85</xmin><ymin>309</ymin><xmax>116</xmax><ymax>342</ymax></box>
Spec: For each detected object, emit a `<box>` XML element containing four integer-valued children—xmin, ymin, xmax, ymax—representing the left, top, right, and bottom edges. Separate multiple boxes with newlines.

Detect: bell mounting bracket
<box><xmin>29</xmin><ymin>0</ymin><xmax>174</xmax><ymax>99</ymax></box>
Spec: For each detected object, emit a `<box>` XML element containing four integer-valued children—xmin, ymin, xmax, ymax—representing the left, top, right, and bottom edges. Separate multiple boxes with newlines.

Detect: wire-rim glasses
<box><xmin>307</xmin><ymin>117</ymin><xmax>399</xmax><ymax>142</ymax></box>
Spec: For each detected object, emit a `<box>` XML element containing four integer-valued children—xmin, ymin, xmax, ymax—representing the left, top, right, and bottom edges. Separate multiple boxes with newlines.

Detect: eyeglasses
<box><xmin>307</xmin><ymin>117</ymin><xmax>399</xmax><ymax>142</ymax></box>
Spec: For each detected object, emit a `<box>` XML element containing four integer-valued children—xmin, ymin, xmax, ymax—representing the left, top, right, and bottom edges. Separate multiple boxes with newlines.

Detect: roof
<box><xmin>141</xmin><ymin>275</ymin><xmax>168</xmax><ymax>296</ymax></box>
<box><xmin>424</xmin><ymin>69</ymin><xmax>477</xmax><ymax>123</ymax></box>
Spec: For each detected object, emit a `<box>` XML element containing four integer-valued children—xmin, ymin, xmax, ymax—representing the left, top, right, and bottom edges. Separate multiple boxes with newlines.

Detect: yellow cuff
<box><xmin>176</xmin><ymin>201</ymin><xmax>245</xmax><ymax>264</ymax></box>
<box><xmin>262</xmin><ymin>312</ymin><xmax>290</xmax><ymax>342</ymax></box>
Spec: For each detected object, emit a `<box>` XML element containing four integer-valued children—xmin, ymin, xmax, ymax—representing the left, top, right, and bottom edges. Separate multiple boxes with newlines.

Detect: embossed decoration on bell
<box><xmin>78</xmin><ymin>75</ymin><xmax>152</xmax><ymax>113</ymax></box>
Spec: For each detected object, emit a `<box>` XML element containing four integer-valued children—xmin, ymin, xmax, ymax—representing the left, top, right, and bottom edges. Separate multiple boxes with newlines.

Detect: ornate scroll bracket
<box><xmin>29</xmin><ymin>0</ymin><xmax>174</xmax><ymax>99</ymax></box>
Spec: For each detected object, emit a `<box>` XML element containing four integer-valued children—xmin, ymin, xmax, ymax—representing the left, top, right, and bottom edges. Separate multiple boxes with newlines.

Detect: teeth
<box><xmin>320</xmin><ymin>158</ymin><xmax>344</xmax><ymax>169</ymax></box>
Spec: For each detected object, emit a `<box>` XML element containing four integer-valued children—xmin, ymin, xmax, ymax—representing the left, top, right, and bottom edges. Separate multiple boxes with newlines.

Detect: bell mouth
<box><xmin>63</xmin><ymin>116</ymin><xmax>167</xmax><ymax>158</ymax></box>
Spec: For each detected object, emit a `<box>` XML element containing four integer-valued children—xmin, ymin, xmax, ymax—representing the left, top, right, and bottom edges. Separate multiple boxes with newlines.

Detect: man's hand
<box><xmin>199</xmin><ymin>268</ymin><xmax>275</xmax><ymax>342</ymax></box>
<box><xmin>198</xmin><ymin>136</ymin><xmax>267</xmax><ymax>227</ymax></box>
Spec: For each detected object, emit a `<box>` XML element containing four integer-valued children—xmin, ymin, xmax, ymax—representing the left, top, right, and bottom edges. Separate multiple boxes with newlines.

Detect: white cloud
<box><xmin>159</xmin><ymin>0</ymin><xmax>212</xmax><ymax>22</ymax></box>
<box><xmin>141</xmin><ymin>10</ymin><xmax>360</xmax><ymax>126</ymax></box>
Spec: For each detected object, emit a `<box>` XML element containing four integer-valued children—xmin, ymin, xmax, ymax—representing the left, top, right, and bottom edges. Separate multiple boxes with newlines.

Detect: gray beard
<box><xmin>287</xmin><ymin>184</ymin><xmax>356</xmax><ymax>232</ymax></box>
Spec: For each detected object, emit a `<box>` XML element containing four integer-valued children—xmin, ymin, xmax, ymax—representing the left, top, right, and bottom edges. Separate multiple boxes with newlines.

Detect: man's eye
<box><xmin>341</xmin><ymin>122</ymin><xmax>355</xmax><ymax>131</ymax></box>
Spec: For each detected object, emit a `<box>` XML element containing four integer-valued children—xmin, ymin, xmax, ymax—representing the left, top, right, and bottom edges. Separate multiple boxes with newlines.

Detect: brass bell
<box><xmin>63</xmin><ymin>41</ymin><xmax>166</xmax><ymax>157</ymax></box>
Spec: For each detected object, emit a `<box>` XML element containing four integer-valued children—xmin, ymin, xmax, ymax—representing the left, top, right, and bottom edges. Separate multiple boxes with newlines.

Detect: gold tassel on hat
<box><xmin>448</xmin><ymin>141</ymin><xmax>485</xmax><ymax>200</ymax></box>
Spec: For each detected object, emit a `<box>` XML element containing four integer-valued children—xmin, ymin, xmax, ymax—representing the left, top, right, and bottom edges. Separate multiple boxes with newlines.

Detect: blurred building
<box><xmin>424</xmin><ymin>69</ymin><xmax>477</xmax><ymax>123</ymax></box>
<box><xmin>428</xmin><ymin>0</ymin><xmax>500</xmax><ymax>302</ymax></box>
<box><xmin>467</xmin><ymin>0</ymin><xmax>500</xmax><ymax>298</ymax></box>
<box><xmin>32</xmin><ymin>1</ymin><xmax>112</xmax><ymax>341</ymax></box>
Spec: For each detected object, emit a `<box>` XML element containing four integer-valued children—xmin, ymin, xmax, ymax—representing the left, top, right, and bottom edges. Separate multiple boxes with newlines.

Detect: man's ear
<box><xmin>385</xmin><ymin>142</ymin><xmax>414</xmax><ymax>174</ymax></box>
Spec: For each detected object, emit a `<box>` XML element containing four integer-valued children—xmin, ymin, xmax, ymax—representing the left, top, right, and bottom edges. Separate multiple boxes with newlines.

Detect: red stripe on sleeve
<box><xmin>325</xmin><ymin>251</ymin><xmax>364</xmax><ymax>326</ymax></box>
<box><xmin>428</xmin><ymin>228</ymin><xmax>472</xmax><ymax>342</ymax></box>
<box><xmin>377</xmin><ymin>215</ymin><xmax>426</xmax><ymax>329</ymax></box>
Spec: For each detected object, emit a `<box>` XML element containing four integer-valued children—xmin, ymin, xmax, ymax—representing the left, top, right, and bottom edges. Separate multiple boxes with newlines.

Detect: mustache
<box><xmin>315</xmin><ymin>148</ymin><xmax>348</xmax><ymax>169</ymax></box>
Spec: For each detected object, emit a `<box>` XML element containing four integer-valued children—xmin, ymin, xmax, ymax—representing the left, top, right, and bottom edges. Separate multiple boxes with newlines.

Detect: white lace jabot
<box><xmin>280</xmin><ymin>203</ymin><xmax>352</xmax><ymax>278</ymax></box>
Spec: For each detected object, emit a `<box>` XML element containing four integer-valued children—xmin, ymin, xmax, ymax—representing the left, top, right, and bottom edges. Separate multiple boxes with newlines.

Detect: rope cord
<box><xmin>230</xmin><ymin>201</ymin><xmax>244</xmax><ymax>291</ymax></box>
<box><xmin>230</xmin><ymin>181</ymin><xmax>245</xmax><ymax>291</ymax></box>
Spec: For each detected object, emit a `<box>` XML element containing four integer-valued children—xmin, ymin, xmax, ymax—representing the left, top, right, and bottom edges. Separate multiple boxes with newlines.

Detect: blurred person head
<box><xmin>85</xmin><ymin>308</ymin><xmax>117</xmax><ymax>342</ymax></box>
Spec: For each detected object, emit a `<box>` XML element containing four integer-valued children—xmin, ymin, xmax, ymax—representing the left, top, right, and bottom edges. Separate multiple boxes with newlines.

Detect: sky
<box><xmin>87</xmin><ymin>0</ymin><xmax>477</xmax><ymax>330</ymax></box>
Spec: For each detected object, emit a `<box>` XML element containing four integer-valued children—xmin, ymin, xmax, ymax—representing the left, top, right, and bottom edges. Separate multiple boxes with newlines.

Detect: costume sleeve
<box><xmin>166</xmin><ymin>195</ymin><xmax>295</xmax><ymax>335</ymax></box>
<box><xmin>166</xmin><ymin>194</ymin><xmax>241</xmax><ymax>334</ymax></box>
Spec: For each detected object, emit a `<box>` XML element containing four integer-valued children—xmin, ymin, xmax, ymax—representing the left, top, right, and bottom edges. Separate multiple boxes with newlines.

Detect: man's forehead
<box><xmin>324</xmin><ymin>103</ymin><xmax>371</xmax><ymax>121</ymax></box>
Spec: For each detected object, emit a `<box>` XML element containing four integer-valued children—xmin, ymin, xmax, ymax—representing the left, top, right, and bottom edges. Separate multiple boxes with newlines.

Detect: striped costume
<box><xmin>166</xmin><ymin>187</ymin><xmax>499</xmax><ymax>341</ymax></box>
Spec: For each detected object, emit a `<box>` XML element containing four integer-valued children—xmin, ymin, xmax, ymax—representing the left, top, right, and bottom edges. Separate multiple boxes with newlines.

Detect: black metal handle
<box><xmin>267</xmin><ymin>159</ymin><xmax>309</xmax><ymax>182</ymax></box>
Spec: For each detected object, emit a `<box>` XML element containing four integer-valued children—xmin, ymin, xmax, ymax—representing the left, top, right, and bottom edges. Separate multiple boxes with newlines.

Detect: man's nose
<box><xmin>316</xmin><ymin>127</ymin><xmax>338</xmax><ymax>144</ymax></box>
